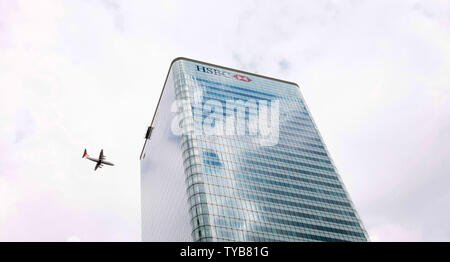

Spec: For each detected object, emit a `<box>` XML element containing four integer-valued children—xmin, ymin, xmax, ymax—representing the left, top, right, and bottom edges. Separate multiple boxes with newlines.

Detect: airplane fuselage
<box><xmin>86</xmin><ymin>157</ymin><xmax>114</xmax><ymax>166</ymax></box>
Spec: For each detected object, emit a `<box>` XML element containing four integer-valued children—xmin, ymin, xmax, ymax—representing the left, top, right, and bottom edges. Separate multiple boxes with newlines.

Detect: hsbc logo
<box><xmin>234</xmin><ymin>74</ymin><xmax>251</xmax><ymax>82</ymax></box>
<box><xmin>196</xmin><ymin>65</ymin><xmax>252</xmax><ymax>83</ymax></box>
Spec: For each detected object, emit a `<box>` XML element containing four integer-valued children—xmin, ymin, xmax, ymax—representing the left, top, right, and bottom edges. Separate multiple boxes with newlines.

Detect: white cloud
<box><xmin>369</xmin><ymin>223</ymin><xmax>423</xmax><ymax>242</ymax></box>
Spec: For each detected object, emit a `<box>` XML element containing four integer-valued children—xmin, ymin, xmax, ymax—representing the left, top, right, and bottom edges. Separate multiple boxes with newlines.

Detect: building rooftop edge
<box><xmin>170</xmin><ymin>57</ymin><xmax>300</xmax><ymax>88</ymax></box>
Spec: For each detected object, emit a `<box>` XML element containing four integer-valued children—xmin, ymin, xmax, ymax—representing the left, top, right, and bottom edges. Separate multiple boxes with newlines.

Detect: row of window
<box><xmin>189</xmin><ymin>112</ymin><xmax>323</xmax><ymax>145</ymax></box>
<box><xmin>290</xmin><ymin>114</ymin><xmax>315</xmax><ymax>124</ymax></box>
<box><xmin>194</xmin><ymin>77</ymin><xmax>279</xmax><ymax>99</ymax></box>
<box><xmin>204</xmin><ymin>85</ymin><xmax>274</xmax><ymax>102</ymax></box>
<box><xmin>189</xmin><ymin>73</ymin><xmax>299</xmax><ymax>96</ymax></box>
<box><xmin>281</xmin><ymin>120</ymin><xmax>319</xmax><ymax>137</ymax></box>
<box><xmin>182</xmin><ymin>76</ymin><xmax>302</xmax><ymax>105</ymax></box>
<box><xmin>190</xmin><ymin>105</ymin><xmax>316</xmax><ymax>132</ymax></box>
<box><xmin>187</xmin><ymin>189</ymin><xmax>353</xmax><ymax>225</ymax></box>
<box><xmin>192</xmin><ymin>76</ymin><xmax>298</xmax><ymax>98</ymax></box>
<box><xmin>242</xmin><ymin>158</ymin><xmax>337</xmax><ymax>181</ymax></box>
<box><xmin>259</xmin><ymin>204</ymin><xmax>360</xmax><ymax>227</ymax></box>
<box><xmin>198</xmin><ymin>91</ymin><xmax>304</xmax><ymax>115</ymax></box>
<box><xmin>187</xmin><ymin>201</ymin><xmax>362</xmax><ymax>242</ymax></box>
<box><xmin>243</xmin><ymin>150</ymin><xmax>335</xmax><ymax>172</ymax></box>
<box><xmin>212</xmin><ymin>229</ymin><xmax>293</xmax><ymax>242</ymax></box>
<box><xmin>198</xmin><ymin>82</ymin><xmax>302</xmax><ymax>108</ymax></box>
<box><xmin>189</xmin><ymin>113</ymin><xmax>323</xmax><ymax>146</ymax></box>
<box><xmin>196</xmin><ymin>155</ymin><xmax>337</xmax><ymax>183</ymax></box>
<box><xmin>184</xmin><ymin>135</ymin><xmax>330</xmax><ymax>161</ymax></box>
<box><xmin>190</xmin><ymin>199</ymin><xmax>361</xmax><ymax>230</ymax></box>
<box><xmin>233</xmin><ymin>173</ymin><xmax>346</xmax><ymax>199</ymax></box>
<box><xmin>185</xmin><ymin>140</ymin><xmax>331</xmax><ymax>170</ymax></box>
<box><xmin>184</xmin><ymin>155</ymin><xmax>343</xmax><ymax>190</ymax></box>
<box><xmin>185</xmin><ymin>161</ymin><xmax>343</xmax><ymax>194</ymax></box>
<box><xmin>278</xmin><ymin>135</ymin><xmax>325</xmax><ymax>150</ymax></box>
<box><xmin>274</xmin><ymin>141</ymin><xmax>329</xmax><ymax>157</ymax></box>
<box><xmin>202</xmin><ymin>92</ymin><xmax>271</xmax><ymax>111</ymax></box>
<box><xmin>230</xmin><ymin>165</ymin><xmax>342</xmax><ymax>190</ymax></box>
<box><xmin>193</xmin><ymin>199</ymin><xmax>363</xmax><ymax>235</ymax></box>
<box><xmin>200</xmin><ymin>149</ymin><xmax>334</xmax><ymax>175</ymax></box>
<box><xmin>211</xmin><ymin>219</ymin><xmax>349</xmax><ymax>242</ymax></box>
<box><xmin>197</xmin><ymin>85</ymin><xmax>304</xmax><ymax>109</ymax></box>
<box><xmin>191</xmin><ymin>95</ymin><xmax>312</xmax><ymax>130</ymax></box>
<box><xmin>188</xmin><ymin>186</ymin><xmax>356</xmax><ymax>219</ymax></box>
<box><xmin>197</xmin><ymin>106</ymin><xmax>305</xmax><ymax>128</ymax></box>
<box><xmin>239</xmin><ymin>192</ymin><xmax>356</xmax><ymax>217</ymax></box>
<box><xmin>192</xmin><ymin>144</ymin><xmax>332</xmax><ymax>169</ymax></box>
<box><xmin>197</xmin><ymin>167</ymin><xmax>346</xmax><ymax>201</ymax></box>
<box><xmin>205</xmin><ymin>212</ymin><xmax>365</xmax><ymax>238</ymax></box>
<box><xmin>234</xmin><ymin>181</ymin><xmax>351</xmax><ymax>208</ymax></box>
<box><xmin>197</xmin><ymin>166</ymin><xmax>345</xmax><ymax>199</ymax></box>
<box><xmin>266</xmin><ymin>147</ymin><xmax>331</xmax><ymax>165</ymax></box>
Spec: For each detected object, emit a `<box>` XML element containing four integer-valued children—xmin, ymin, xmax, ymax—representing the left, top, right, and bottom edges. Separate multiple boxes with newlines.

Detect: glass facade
<box><xmin>140</xmin><ymin>58</ymin><xmax>368</xmax><ymax>242</ymax></box>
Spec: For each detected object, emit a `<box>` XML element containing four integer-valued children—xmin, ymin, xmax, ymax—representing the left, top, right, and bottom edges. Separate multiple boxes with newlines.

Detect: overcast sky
<box><xmin>0</xmin><ymin>0</ymin><xmax>449</xmax><ymax>241</ymax></box>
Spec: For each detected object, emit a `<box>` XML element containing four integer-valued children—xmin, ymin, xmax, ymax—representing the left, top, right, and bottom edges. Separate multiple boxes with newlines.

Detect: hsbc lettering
<box><xmin>196</xmin><ymin>65</ymin><xmax>232</xmax><ymax>78</ymax></box>
<box><xmin>196</xmin><ymin>65</ymin><xmax>252</xmax><ymax>82</ymax></box>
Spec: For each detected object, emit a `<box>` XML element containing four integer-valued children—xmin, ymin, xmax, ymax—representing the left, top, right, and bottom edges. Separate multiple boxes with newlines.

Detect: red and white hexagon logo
<box><xmin>234</xmin><ymin>74</ymin><xmax>252</xmax><ymax>82</ymax></box>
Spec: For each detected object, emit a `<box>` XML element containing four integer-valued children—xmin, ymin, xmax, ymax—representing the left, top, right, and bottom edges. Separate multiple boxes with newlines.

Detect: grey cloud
<box><xmin>14</xmin><ymin>109</ymin><xmax>34</xmax><ymax>144</ymax></box>
<box><xmin>278</xmin><ymin>59</ymin><xmax>290</xmax><ymax>72</ymax></box>
<box><xmin>100</xmin><ymin>0</ymin><xmax>125</xmax><ymax>32</ymax></box>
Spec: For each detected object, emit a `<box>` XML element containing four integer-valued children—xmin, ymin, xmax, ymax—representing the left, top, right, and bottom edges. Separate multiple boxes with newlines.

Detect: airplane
<box><xmin>82</xmin><ymin>149</ymin><xmax>114</xmax><ymax>171</ymax></box>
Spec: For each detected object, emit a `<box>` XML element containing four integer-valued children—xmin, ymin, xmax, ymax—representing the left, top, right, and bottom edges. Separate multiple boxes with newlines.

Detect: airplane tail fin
<box><xmin>82</xmin><ymin>149</ymin><xmax>88</xmax><ymax>158</ymax></box>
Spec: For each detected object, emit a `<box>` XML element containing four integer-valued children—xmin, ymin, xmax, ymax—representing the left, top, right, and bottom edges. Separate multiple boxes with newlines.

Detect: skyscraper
<box><xmin>140</xmin><ymin>57</ymin><xmax>368</xmax><ymax>242</ymax></box>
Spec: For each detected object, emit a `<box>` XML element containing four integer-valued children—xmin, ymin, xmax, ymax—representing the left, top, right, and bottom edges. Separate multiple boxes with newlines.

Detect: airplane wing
<box><xmin>99</xmin><ymin>149</ymin><xmax>105</xmax><ymax>161</ymax></box>
<box><xmin>94</xmin><ymin>161</ymin><xmax>103</xmax><ymax>171</ymax></box>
